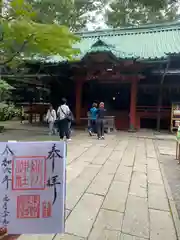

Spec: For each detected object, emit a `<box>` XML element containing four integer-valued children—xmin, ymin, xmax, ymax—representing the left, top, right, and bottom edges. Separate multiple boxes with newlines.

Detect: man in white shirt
<box><xmin>57</xmin><ymin>98</ymin><xmax>71</xmax><ymax>140</ymax></box>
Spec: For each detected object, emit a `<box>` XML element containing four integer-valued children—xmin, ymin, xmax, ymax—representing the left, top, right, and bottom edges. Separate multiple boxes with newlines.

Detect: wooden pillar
<box><xmin>75</xmin><ymin>80</ymin><xmax>83</xmax><ymax>124</ymax></box>
<box><xmin>129</xmin><ymin>78</ymin><xmax>138</xmax><ymax>131</ymax></box>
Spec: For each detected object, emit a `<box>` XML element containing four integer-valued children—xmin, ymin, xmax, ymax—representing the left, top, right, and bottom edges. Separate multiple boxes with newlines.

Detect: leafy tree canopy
<box><xmin>0</xmin><ymin>0</ymin><xmax>79</xmax><ymax>67</ymax></box>
<box><xmin>26</xmin><ymin>0</ymin><xmax>111</xmax><ymax>31</ymax></box>
<box><xmin>27</xmin><ymin>0</ymin><xmax>179</xmax><ymax>31</ymax></box>
<box><xmin>105</xmin><ymin>0</ymin><xmax>178</xmax><ymax>27</ymax></box>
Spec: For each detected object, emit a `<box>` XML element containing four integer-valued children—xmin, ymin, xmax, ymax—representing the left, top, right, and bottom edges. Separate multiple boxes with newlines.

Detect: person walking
<box><xmin>20</xmin><ymin>106</ymin><xmax>25</xmax><ymax>124</ymax></box>
<box><xmin>89</xmin><ymin>102</ymin><xmax>98</xmax><ymax>136</ymax></box>
<box><xmin>68</xmin><ymin>110</ymin><xmax>74</xmax><ymax>138</ymax></box>
<box><xmin>46</xmin><ymin>104</ymin><xmax>56</xmax><ymax>135</ymax></box>
<box><xmin>57</xmin><ymin>98</ymin><xmax>71</xmax><ymax>141</ymax></box>
<box><xmin>96</xmin><ymin>102</ymin><xmax>106</xmax><ymax>140</ymax></box>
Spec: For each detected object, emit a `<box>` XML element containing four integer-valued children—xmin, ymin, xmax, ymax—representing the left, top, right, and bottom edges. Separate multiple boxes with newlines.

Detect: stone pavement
<box><xmin>15</xmin><ymin>131</ymin><xmax>180</xmax><ymax>240</ymax></box>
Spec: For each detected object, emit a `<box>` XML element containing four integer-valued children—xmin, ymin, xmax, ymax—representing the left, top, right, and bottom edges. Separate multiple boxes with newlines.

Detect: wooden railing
<box><xmin>136</xmin><ymin>106</ymin><xmax>171</xmax><ymax>119</ymax></box>
<box><xmin>137</xmin><ymin>106</ymin><xmax>171</xmax><ymax>113</ymax></box>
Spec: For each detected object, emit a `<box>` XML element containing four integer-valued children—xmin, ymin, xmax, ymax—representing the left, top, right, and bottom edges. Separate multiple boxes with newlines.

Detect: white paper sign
<box><xmin>0</xmin><ymin>141</ymin><xmax>66</xmax><ymax>234</ymax></box>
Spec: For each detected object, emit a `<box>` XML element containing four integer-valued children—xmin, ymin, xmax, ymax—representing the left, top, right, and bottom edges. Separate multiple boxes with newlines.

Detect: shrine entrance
<box><xmin>82</xmin><ymin>82</ymin><xmax>131</xmax><ymax>129</ymax></box>
<box><xmin>72</xmin><ymin>39</ymin><xmax>143</xmax><ymax>130</ymax></box>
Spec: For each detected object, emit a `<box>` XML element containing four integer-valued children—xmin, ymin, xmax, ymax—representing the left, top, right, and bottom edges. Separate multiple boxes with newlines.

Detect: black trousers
<box><xmin>90</xmin><ymin>120</ymin><xmax>96</xmax><ymax>133</ymax></box>
<box><xmin>97</xmin><ymin>119</ymin><xmax>105</xmax><ymax>138</ymax></box>
<box><xmin>58</xmin><ymin>119</ymin><xmax>70</xmax><ymax>139</ymax></box>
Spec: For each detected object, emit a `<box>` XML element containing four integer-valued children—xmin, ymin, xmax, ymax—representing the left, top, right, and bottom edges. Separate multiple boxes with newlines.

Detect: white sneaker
<box><xmin>89</xmin><ymin>131</ymin><xmax>93</xmax><ymax>136</ymax></box>
<box><xmin>67</xmin><ymin>138</ymin><xmax>72</xmax><ymax>141</ymax></box>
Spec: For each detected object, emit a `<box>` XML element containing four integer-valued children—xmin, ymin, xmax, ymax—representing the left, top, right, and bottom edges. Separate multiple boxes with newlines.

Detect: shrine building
<box><xmin>6</xmin><ymin>21</ymin><xmax>180</xmax><ymax>131</ymax></box>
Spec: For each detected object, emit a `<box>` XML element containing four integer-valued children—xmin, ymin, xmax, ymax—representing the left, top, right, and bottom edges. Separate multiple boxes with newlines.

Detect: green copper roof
<box><xmin>74</xmin><ymin>21</ymin><xmax>180</xmax><ymax>61</ymax></box>
<box><xmin>82</xmin><ymin>39</ymin><xmax>139</xmax><ymax>59</ymax></box>
<box><xmin>33</xmin><ymin>21</ymin><xmax>180</xmax><ymax>63</ymax></box>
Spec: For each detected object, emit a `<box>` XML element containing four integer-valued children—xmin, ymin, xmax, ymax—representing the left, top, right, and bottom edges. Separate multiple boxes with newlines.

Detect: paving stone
<box><xmin>147</xmin><ymin>169</ymin><xmax>163</xmax><ymax>185</ymax></box>
<box><xmin>103</xmin><ymin>181</ymin><xmax>129</xmax><ymax>212</ymax></box>
<box><xmin>66</xmin><ymin>161</ymin><xmax>89</xmax><ymax>184</ymax></box>
<box><xmin>120</xmin><ymin>234</ymin><xmax>147</xmax><ymax>240</ymax></box>
<box><xmin>149</xmin><ymin>209</ymin><xmax>176</xmax><ymax>240</ymax></box>
<box><xmin>114</xmin><ymin>166</ymin><xmax>132</xmax><ymax>183</ymax></box>
<box><xmin>88</xmin><ymin>209</ymin><xmax>123</xmax><ymax>240</ymax></box>
<box><xmin>66</xmin><ymin>193</ymin><xmax>104</xmax><ymax>238</ymax></box>
<box><xmin>87</xmin><ymin>172</ymin><xmax>114</xmax><ymax>196</ymax></box>
<box><xmin>67</xmin><ymin>147</ymin><xmax>88</xmax><ymax>163</ymax></box>
<box><xmin>129</xmin><ymin>183</ymin><xmax>147</xmax><ymax>198</ymax></box>
<box><xmin>109</xmin><ymin>150</ymin><xmax>124</xmax><ymax>163</ymax></box>
<box><xmin>89</xmin><ymin>229</ymin><xmax>121</xmax><ymax>240</ymax></box>
<box><xmin>77</xmin><ymin>156</ymin><xmax>95</xmax><ymax>163</ymax></box>
<box><xmin>79</xmin><ymin>143</ymin><xmax>93</xmax><ymax>148</ymax></box>
<box><xmin>148</xmin><ymin>184</ymin><xmax>169</xmax><ymax>211</ymax></box>
<box><xmin>146</xmin><ymin>139</ymin><xmax>156</xmax><ymax>158</ymax></box>
<box><xmin>135</xmin><ymin>146</ymin><xmax>147</xmax><ymax>165</ymax></box>
<box><xmin>114</xmin><ymin>140</ymin><xmax>128</xmax><ymax>151</ymax></box>
<box><xmin>133</xmin><ymin>163</ymin><xmax>147</xmax><ymax>174</ymax></box>
<box><xmin>148</xmin><ymin>183</ymin><xmax>166</xmax><ymax>200</ymax></box>
<box><xmin>78</xmin><ymin>164</ymin><xmax>102</xmax><ymax>181</ymax></box>
<box><xmin>66</xmin><ymin>177</ymin><xmax>90</xmax><ymax>210</ymax></box>
<box><xmin>65</xmin><ymin>209</ymin><xmax>71</xmax><ymax>219</ymax></box>
<box><xmin>147</xmin><ymin>158</ymin><xmax>159</xmax><ymax>170</ymax></box>
<box><xmin>135</xmin><ymin>157</ymin><xmax>147</xmax><ymax>165</ymax></box>
<box><xmin>158</xmin><ymin>146</ymin><xmax>175</xmax><ymax>156</ymax></box>
<box><xmin>55</xmin><ymin>234</ymin><xmax>84</xmax><ymax>240</ymax></box>
<box><xmin>121</xmin><ymin>147</ymin><xmax>136</xmax><ymax>167</ymax></box>
<box><xmin>66</xmin><ymin>165</ymin><xmax>101</xmax><ymax>209</ymax></box>
<box><xmin>92</xmin><ymin>147</ymin><xmax>114</xmax><ymax>165</ymax></box>
<box><xmin>17</xmin><ymin>235</ymin><xmax>54</xmax><ymax>240</ymax></box>
<box><xmin>131</xmin><ymin>171</ymin><xmax>147</xmax><ymax>188</ymax></box>
<box><xmin>129</xmin><ymin>172</ymin><xmax>147</xmax><ymax>198</ymax></box>
<box><xmin>80</xmin><ymin>146</ymin><xmax>101</xmax><ymax>159</ymax></box>
<box><xmin>100</xmin><ymin>161</ymin><xmax>119</xmax><ymax>175</ymax></box>
<box><xmin>122</xmin><ymin>195</ymin><xmax>149</xmax><ymax>239</ymax></box>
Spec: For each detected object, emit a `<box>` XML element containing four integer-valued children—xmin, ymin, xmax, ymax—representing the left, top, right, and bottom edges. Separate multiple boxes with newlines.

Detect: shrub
<box><xmin>0</xmin><ymin>102</ymin><xmax>21</xmax><ymax>121</ymax></box>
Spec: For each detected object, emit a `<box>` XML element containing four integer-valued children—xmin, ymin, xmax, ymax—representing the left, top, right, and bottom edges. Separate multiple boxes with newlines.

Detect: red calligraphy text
<box><xmin>42</xmin><ymin>201</ymin><xmax>52</xmax><ymax>218</ymax></box>
<box><xmin>12</xmin><ymin>156</ymin><xmax>46</xmax><ymax>190</ymax></box>
<box><xmin>17</xmin><ymin>195</ymin><xmax>40</xmax><ymax>219</ymax></box>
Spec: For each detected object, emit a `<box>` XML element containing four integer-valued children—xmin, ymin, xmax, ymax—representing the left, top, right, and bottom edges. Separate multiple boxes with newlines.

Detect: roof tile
<box><xmin>74</xmin><ymin>22</ymin><xmax>180</xmax><ymax>60</ymax></box>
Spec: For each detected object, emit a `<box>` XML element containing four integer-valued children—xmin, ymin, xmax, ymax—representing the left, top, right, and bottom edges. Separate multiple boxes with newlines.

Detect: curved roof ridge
<box><xmin>76</xmin><ymin>21</ymin><xmax>180</xmax><ymax>38</ymax></box>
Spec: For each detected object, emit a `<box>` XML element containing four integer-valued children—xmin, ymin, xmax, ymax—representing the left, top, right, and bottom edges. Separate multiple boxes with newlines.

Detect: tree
<box><xmin>26</xmin><ymin>0</ymin><xmax>107</xmax><ymax>31</ymax></box>
<box><xmin>0</xmin><ymin>0</ymin><xmax>79</xmax><ymax>67</ymax></box>
<box><xmin>105</xmin><ymin>0</ymin><xmax>178</xmax><ymax>27</ymax></box>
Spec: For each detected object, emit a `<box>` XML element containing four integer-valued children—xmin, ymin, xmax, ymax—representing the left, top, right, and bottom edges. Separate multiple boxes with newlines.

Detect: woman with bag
<box><xmin>46</xmin><ymin>104</ymin><xmax>57</xmax><ymax>135</ymax></box>
<box><xmin>57</xmin><ymin>98</ymin><xmax>71</xmax><ymax>141</ymax></box>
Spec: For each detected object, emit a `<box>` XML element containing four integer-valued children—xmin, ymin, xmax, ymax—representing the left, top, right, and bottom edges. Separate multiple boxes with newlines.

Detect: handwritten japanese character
<box><xmin>2</xmin><ymin>175</ymin><xmax>11</xmax><ymax>190</ymax></box>
<box><xmin>47</xmin><ymin>175</ymin><xmax>61</xmax><ymax>205</ymax></box>
<box><xmin>1</xmin><ymin>145</ymin><xmax>14</xmax><ymax>156</ymax></box>
<box><xmin>1</xmin><ymin>195</ymin><xmax>10</xmax><ymax>227</ymax></box>
<box><xmin>1</xmin><ymin>145</ymin><xmax>14</xmax><ymax>190</ymax></box>
<box><xmin>47</xmin><ymin>144</ymin><xmax>62</xmax><ymax>172</ymax></box>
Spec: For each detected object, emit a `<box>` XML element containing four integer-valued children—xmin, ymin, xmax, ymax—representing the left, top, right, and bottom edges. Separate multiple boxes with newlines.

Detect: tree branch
<box><xmin>1</xmin><ymin>34</ymin><xmax>34</xmax><ymax>65</ymax></box>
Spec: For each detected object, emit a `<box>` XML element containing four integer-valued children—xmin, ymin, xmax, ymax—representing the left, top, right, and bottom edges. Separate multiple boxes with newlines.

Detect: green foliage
<box><xmin>0</xmin><ymin>0</ymin><xmax>79</xmax><ymax>67</ymax></box>
<box><xmin>0</xmin><ymin>79</ymin><xmax>14</xmax><ymax>91</ymax></box>
<box><xmin>105</xmin><ymin>0</ymin><xmax>178</xmax><ymax>27</ymax></box>
<box><xmin>27</xmin><ymin>0</ymin><xmax>107</xmax><ymax>31</ymax></box>
<box><xmin>0</xmin><ymin>79</ymin><xmax>14</xmax><ymax>102</ymax></box>
<box><xmin>0</xmin><ymin>102</ymin><xmax>21</xmax><ymax>121</ymax></box>
<box><xmin>26</xmin><ymin>0</ymin><xmax>179</xmax><ymax>31</ymax></box>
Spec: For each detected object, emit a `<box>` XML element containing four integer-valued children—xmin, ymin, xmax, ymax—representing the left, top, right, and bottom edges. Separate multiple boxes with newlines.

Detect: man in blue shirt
<box><xmin>89</xmin><ymin>103</ymin><xmax>97</xmax><ymax>136</ymax></box>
